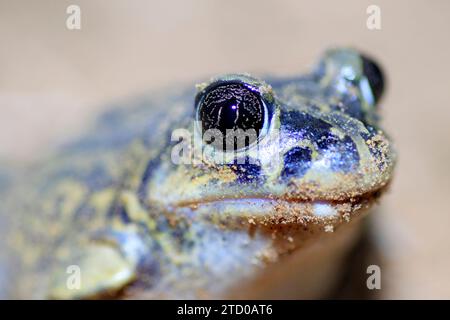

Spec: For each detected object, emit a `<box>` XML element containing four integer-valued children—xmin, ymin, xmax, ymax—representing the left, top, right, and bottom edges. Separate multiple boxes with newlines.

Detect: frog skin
<box><xmin>0</xmin><ymin>48</ymin><xmax>395</xmax><ymax>299</ymax></box>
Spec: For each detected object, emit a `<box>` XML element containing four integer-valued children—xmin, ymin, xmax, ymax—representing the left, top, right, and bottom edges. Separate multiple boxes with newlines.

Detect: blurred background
<box><xmin>1</xmin><ymin>0</ymin><xmax>449</xmax><ymax>298</ymax></box>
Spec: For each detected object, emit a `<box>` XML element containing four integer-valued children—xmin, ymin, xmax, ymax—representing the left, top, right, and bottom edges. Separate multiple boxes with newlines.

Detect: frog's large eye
<box><xmin>196</xmin><ymin>80</ymin><xmax>269</xmax><ymax>151</ymax></box>
<box><xmin>361</xmin><ymin>55</ymin><xmax>385</xmax><ymax>104</ymax></box>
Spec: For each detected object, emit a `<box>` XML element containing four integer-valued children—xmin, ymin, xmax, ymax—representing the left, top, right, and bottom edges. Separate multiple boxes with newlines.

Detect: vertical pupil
<box><xmin>199</xmin><ymin>83</ymin><xmax>264</xmax><ymax>150</ymax></box>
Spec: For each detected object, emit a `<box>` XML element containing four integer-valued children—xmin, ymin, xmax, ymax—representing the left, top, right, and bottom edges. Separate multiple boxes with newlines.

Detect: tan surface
<box><xmin>1</xmin><ymin>0</ymin><xmax>450</xmax><ymax>298</ymax></box>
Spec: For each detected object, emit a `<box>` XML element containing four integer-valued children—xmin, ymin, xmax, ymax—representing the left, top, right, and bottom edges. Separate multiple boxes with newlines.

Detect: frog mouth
<box><xmin>172</xmin><ymin>189</ymin><xmax>382</xmax><ymax>224</ymax></box>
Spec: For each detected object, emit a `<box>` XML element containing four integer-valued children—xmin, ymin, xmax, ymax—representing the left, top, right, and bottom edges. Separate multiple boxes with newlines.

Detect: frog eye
<box><xmin>361</xmin><ymin>55</ymin><xmax>385</xmax><ymax>104</ymax></box>
<box><xmin>195</xmin><ymin>80</ymin><xmax>269</xmax><ymax>151</ymax></box>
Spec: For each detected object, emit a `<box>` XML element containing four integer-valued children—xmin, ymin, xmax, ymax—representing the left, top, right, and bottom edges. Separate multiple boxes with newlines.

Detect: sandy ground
<box><xmin>1</xmin><ymin>0</ymin><xmax>450</xmax><ymax>299</ymax></box>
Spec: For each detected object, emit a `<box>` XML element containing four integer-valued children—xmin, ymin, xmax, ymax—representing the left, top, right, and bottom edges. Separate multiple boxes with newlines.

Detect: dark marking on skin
<box><xmin>135</xmin><ymin>251</ymin><xmax>161</xmax><ymax>289</ymax></box>
<box><xmin>316</xmin><ymin>130</ymin><xmax>340</xmax><ymax>150</ymax></box>
<box><xmin>281</xmin><ymin>111</ymin><xmax>332</xmax><ymax>142</ymax></box>
<box><xmin>116</xmin><ymin>204</ymin><xmax>132</xmax><ymax>224</ymax></box>
<box><xmin>360</xmin><ymin>124</ymin><xmax>379</xmax><ymax>140</ymax></box>
<box><xmin>138</xmin><ymin>156</ymin><xmax>162</xmax><ymax>204</ymax></box>
<box><xmin>281</xmin><ymin>110</ymin><xmax>360</xmax><ymax>173</ymax></box>
<box><xmin>329</xmin><ymin>135</ymin><xmax>360</xmax><ymax>172</ymax></box>
<box><xmin>228</xmin><ymin>157</ymin><xmax>262</xmax><ymax>183</ymax></box>
<box><xmin>361</xmin><ymin>125</ymin><xmax>387</xmax><ymax>171</ymax></box>
<box><xmin>281</xmin><ymin>147</ymin><xmax>312</xmax><ymax>179</ymax></box>
<box><xmin>330</xmin><ymin>94</ymin><xmax>365</xmax><ymax>122</ymax></box>
<box><xmin>171</xmin><ymin>220</ymin><xmax>196</xmax><ymax>250</ymax></box>
<box><xmin>317</xmin><ymin>132</ymin><xmax>360</xmax><ymax>173</ymax></box>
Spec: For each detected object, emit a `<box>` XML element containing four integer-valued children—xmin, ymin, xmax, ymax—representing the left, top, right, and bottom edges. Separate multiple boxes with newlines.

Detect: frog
<box><xmin>0</xmin><ymin>48</ymin><xmax>395</xmax><ymax>299</ymax></box>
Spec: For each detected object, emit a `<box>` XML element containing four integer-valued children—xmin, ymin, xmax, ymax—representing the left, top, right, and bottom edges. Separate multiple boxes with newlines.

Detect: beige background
<box><xmin>1</xmin><ymin>0</ymin><xmax>450</xmax><ymax>298</ymax></box>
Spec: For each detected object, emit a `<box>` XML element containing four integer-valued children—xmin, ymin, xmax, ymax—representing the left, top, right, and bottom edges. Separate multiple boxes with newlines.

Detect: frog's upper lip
<box><xmin>176</xmin><ymin>196</ymin><xmax>338</xmax><ymax>207</ymax></box>
<box><xmin>173</xmin><ymin>187</ymin><xmax>384</xmax><ymax>208</ymax></box>
<box><xmin>170</xmin><ymin>189</ymin><xmax>383</xmax><ymax>222</ymax></box>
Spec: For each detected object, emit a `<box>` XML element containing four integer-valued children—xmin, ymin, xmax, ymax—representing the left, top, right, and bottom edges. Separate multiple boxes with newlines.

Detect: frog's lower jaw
<box><xmin>153</xmin><ymin>193</ymin><xmax>381</xmax><ymax>299</ymax></box>
<box><xmin>226</xmin><ymin>214</ymin><xmax>366</xmax><ymax>299</ymax></box>
<box><xmin>133</xmin><ymin>201</ymin><xmax>373</xmax><ymax>300</ymax></box>
<box><xmin>173</xmin><ymin>188</ymin><xmax>383</xmax><ymax>235</ymax></box>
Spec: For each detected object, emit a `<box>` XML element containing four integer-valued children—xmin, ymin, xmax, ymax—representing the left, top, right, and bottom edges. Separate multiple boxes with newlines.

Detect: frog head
<box><xmin>47</xmin><ymin>48</ymin><xmax>395</xmax><ymax>299</ymax></box>
<box><xmin>146</xmin><ymin>48</ymin><xmax>394</xmax><ymax>226</ymax></box>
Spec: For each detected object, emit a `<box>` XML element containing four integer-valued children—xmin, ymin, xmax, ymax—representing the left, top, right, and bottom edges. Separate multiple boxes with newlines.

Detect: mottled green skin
<box><xmin>1</xmin><ymin>48</ymin><xmax>395</xmax><ymax>299</ymax></box>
